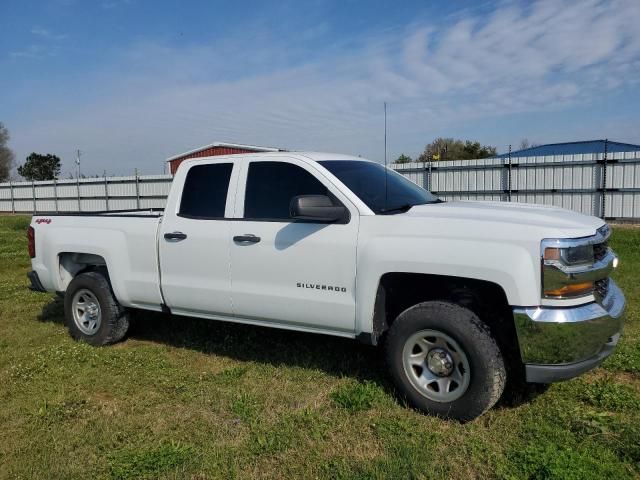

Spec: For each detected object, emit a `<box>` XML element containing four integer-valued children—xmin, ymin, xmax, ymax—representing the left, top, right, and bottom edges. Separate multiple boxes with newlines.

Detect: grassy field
<box><xmin>0</xmin><ymin>215</ymin><xmax>638</xmax><ymax>479</ymax></box>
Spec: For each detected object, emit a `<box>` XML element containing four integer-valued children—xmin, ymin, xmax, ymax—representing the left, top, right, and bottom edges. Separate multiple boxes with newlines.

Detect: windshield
<box><xmin>319</xmin><ymin>160</ymin><xmax>440</xmax><ymax>214</ymax></box>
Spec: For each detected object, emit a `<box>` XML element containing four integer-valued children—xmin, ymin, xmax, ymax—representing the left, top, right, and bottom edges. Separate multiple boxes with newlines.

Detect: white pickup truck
<box><xmin>27</xmin><ymin>152</ymin><xmax>625</xmax><ymax>420</ymax></box>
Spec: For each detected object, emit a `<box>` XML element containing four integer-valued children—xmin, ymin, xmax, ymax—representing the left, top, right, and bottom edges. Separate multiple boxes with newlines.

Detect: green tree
<box><xmin>418</xmin><ymin>137</ymin><xmax>497</xmax><ymax>161</ymax></box>
<box><xmin>393</xmin><ymin>154</ymin><xmax>412</xmax><ymax>164</ymax></box>
<box><xmin>0</xmin><ymin>122</ymin><xmax>14</xmax><ymax>182</ymax></box>
<box><xmin>17</xmin><ymin>153</ymin><xmax>61</xmax><ymax>181</ymax></box>
<box><xmin>462</xmin><ymin>140</ymin><xmax>497</xmax><ymax>159</ymax></box>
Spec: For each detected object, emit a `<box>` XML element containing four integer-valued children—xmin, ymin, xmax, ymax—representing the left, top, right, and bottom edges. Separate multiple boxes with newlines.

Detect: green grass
<box><xmin>331</xmin><ymin>380</ymin><xmax>387</xmax><ymax>413</ymax></box>
<box><xmin>0</xmin><ymin>215</ymin><xmax>639</xmax><ymax>479</ymax></box>
<box><xmin>108</xmin><ymin>442</ymin><xmax>193</xmax><ymax>480</ymax></box>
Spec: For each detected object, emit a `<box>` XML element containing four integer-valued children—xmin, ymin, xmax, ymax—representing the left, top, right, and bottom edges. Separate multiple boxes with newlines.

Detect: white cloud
<box><xmin>9</xmin><ymin>44</ymin><xmax>60</xmax><ymax>59</ymax></box>
<box><xmin>30</xmin><ymin>26</ymin><xmax>68</xmax><ymax>40</ymax></box>
<box><xmin>9</xmin><ymin>26</ymin><xmax>68</xmax><ymax>58</ymax></box>
<box><xmin>10</xmin><ymin>0</ymin><xmax>640</xmax><ymax>175</ymax></box>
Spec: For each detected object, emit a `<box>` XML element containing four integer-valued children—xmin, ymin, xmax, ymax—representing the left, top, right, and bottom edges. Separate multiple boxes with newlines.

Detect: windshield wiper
<box><xmin>379</xmin><ymin>203</ymin><xmax>415</xmax><ymax>214</ymax></box>
<box><xmin>379</xmin><ymin>199</ymin><xmax>443</xmax><ymax>214</ymax></box>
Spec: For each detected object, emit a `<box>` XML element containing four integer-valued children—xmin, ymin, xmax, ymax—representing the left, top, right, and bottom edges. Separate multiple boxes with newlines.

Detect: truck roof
<box><xmin>291</xmin><ymin>152</ymin><xmax>370</xmax><ymax>162</ymax></box>
<box><xmin>179</xmin><ymin>151</ymin><xmax>371</xmax><ymax>166</ymax></box>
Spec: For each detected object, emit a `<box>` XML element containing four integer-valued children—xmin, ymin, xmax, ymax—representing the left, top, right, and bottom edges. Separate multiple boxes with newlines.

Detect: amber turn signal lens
<box><xmin>544</xmin><ymin>282</ymin><xmax>594</xmax><ymax>297</ymax></box>
<box><xmin>544</xmin><ymin>247</ymin><xmax>561</xmax><ymax>261</ymax></box>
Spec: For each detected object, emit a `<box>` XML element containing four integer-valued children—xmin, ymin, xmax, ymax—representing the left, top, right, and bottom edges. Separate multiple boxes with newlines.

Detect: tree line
<box><xmin>393</xmin><ymin>137</ymin><xmax>538</xmax><ymax>164</ymax></box>
<box><xmin>0</xmin><ymin>122</ymin><xmax>64</xmax><ymax>181</ymax></box>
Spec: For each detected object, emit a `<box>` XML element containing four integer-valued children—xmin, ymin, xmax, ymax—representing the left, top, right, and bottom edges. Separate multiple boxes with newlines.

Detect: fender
<box><xmin>354</xmin><ymin>233</ymin><xmax>540</xmax><ymax>336</ymax></box>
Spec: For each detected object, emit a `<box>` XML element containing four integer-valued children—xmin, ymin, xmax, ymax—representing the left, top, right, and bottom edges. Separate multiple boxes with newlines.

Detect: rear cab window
<box><xmin>179</xmin><ymin>163</ymin><xmax>233</xmax><ymax>219</ymax></box>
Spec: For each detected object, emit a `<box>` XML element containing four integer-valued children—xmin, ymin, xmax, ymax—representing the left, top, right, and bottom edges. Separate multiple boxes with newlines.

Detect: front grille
<box><xmin>595</xmin><ymin>278</ymin><xmax>610</xmax><ymax>300</ymax></box>
<box><xmin>593</xmin><ymin>240</ymin><xmax>609</xmax><ymax>262</ymax></box>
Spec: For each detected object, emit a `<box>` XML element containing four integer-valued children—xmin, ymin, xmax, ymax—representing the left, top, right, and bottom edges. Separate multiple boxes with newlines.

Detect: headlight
<box><xmin>543</xmin><ymin>244</ymin><xmax>594</xmax><ymax>266</ymax></box>
<box><xmin>541</xmin><ymin>239</ymin><xmax>595</xmax><ymax>299</ymax></box>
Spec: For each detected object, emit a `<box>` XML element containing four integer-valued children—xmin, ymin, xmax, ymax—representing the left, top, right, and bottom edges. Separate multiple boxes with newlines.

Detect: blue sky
<box><xmin>1</xmin><ymin>0</ymin><xmax>639</xmax><ymax>176</ymax></box>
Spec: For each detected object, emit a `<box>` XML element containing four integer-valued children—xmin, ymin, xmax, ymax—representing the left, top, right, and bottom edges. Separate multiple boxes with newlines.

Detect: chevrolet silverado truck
<box><xmin>27</xmin><ymin>152</ymin><xmax>625</xmax><ymax>420</ymax></box>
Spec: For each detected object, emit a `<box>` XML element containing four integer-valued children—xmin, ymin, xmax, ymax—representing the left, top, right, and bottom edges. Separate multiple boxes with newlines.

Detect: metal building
<box><xmin>166</xmin><ymin>142</ymin><xmax>281</xmax><ymax>174</ymax></box>
<box><xmin>498</xmin><ymin>140</ymin><xmax>640</xmax><ymax>158</ymax></box>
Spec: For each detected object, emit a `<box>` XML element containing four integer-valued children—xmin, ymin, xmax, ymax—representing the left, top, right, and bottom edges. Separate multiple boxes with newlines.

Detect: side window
<box><xmin>179</xmin><ymin>163</ymin><xmax>233</xmax><ymax>218</ymax></box>
<box><xmin>244</xmin><ymin>161</ymin><xmax>328</xmax><ymax>220</ymax></box>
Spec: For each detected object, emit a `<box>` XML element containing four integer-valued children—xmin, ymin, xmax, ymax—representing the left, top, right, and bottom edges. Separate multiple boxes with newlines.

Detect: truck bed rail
<box><xmin>31</xmin><ymin>208</ymin><xmax>164</xmax><ymax>218</ymax></box>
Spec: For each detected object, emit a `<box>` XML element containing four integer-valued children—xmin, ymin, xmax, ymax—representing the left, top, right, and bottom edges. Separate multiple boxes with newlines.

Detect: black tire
<box><xmin>385</xmin><ymin>301</ymin><xmax>506</xmax><ymax>421</ymax></box>
<box><xmin>64</xmin><ymin>271</ymin><xmax>130</xmax><ymax>346</ymax></box>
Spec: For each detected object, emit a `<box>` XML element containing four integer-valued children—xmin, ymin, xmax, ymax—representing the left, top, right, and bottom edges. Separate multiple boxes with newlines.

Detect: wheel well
<box><xmin>58</xmin><ymin>252</ymin><xmax>109</xmax><ymax>291</ymax></box>
<box><xmin>372</xmin><ymin>273</ymin><xmax>520</xmax><ymax>362</ymax></box>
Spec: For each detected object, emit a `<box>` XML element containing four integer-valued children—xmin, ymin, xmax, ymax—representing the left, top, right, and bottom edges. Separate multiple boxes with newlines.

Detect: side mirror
<box><xmin>290</xmin><ymin>195</ymin><xmax>347</xmax><ymax>222</ymax></box>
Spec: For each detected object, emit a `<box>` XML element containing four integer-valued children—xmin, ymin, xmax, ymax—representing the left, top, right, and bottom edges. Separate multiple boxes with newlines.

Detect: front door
<box><xmin>230</xmin><ymin>158</ymin><xmax>359</xmax><ymax>333</ymax></box>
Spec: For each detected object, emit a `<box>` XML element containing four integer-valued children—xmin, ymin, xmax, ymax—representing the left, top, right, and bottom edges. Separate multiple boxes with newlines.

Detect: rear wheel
<box><xmin>385</xmin><ymin>301</ymin><xmax>506</xmax><ymax>421</ymax></box>
<box><xmin>64</xmin><ymin>271</ymin><xmax>129</xmax><ymax>346</ymax></box>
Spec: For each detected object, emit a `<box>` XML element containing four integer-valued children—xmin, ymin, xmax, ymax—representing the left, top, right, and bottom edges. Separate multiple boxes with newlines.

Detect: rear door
<box><xmin>229</xmin><ymin>157</ymin><xmax>359</xmax><ymax>333</ymax></box>
<box><xmin>159</xmin><ymin>160</ymin><xmax>237</xmax><ymax>317</ymax></box>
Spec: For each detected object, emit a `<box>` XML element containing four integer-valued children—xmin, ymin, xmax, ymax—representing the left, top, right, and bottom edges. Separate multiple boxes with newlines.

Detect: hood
<box><xmin>402</xmin><ymin>200</ymin><xmax>604</xmax><ymax>239</ymax></box>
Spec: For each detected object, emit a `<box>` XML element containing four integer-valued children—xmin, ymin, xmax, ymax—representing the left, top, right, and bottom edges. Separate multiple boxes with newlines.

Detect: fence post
<box><xmin>135</xmin><ymin>168</ymin><xmax>141</xmax><ymax>210</ymax></box>
<box><xmin>77</xmin><ymin>176</ymin><xmax>81</xmax><ymax>212</ymax></box>
<box><xmin>32</xmin><ymin>180</ymin><xmax>36</xmax><ymax>214</ymax></box>
<box><xmin>54</xmin><ymin>178</ymin><xmax>58</xmax><ymax>213</ymax></box>
<box><xmin>104</xmin><ymin>172</ymin><xmax>109</xmax><ymax>211</ymax></box>
<box><xmin>507</xmin><ymin>144</ymin><xmax>512</xmax><ymax>202</ymax></box>
<box><xmin>428</xmin><ymin>161</ymin><xmax>432</xmax><ymax>192</ymax></box>
<box><xmin>600</xmin><ymin>139</ymin><xmax>608</xmax><ymax>219</ymax></box>
<box><xmin>9</xmin><ymin>180</ymin><xmax>15</xmax><ymax>213</ymax></box>
<box><xmin>422</xmin><ymin>159</ymin><xmax>427</xmax><ymax>190</ymax></box>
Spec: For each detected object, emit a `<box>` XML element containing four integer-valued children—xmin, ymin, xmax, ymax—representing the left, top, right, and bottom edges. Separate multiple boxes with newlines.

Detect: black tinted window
<box><xmin>179</xmin><ymin>163</ymin><xmax>233</xmax><ymax>218</ymax></box>
<box><xmin>244</xmin><ymin>162</ymin><xmax>328</xmax><ymax>219</ymax></box>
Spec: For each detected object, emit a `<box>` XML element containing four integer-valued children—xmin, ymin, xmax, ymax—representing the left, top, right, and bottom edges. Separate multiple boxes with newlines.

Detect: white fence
<box><xmin>392</xmin><ymin>150</ymin><xmax>640</xmax><ymax>220</ymax></box>
<box><xmin>0</xmin><ymin>175</ymin><xmax>172</xmax><ymax>213</ymax></box>
<box><xmin>2</xmin><ymin>150</ymin><xmax>640</xmax><ymax>220</ymax></box>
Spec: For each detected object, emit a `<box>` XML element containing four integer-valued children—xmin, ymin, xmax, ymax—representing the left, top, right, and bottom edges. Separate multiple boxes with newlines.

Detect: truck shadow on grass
<box><xmin>128</xmin><ymin>309</ymin><xmax>392</xmax><ymax>387</ymax></box>
<box><xmin>38</xmin><ymin>296</ymin><xmax>546</xmax><ymax>412</ymax></box>
<box><xmin>37</xmin><ymin>295</ymin><xmax>388</xmax><ymax>384</ymax></box>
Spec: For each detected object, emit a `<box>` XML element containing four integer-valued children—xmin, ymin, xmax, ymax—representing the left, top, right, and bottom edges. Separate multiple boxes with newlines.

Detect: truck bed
<box><xmin>30</xmin><ymin>211</ymin><xmax>164</xmax><ymax>310</ymax></box>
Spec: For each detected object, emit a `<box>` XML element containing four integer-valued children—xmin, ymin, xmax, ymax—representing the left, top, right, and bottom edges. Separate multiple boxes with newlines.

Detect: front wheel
<box><xmin>385</xmin><ymin>301</ymin><xmax>506</xmax><ymax>421</ymax></box>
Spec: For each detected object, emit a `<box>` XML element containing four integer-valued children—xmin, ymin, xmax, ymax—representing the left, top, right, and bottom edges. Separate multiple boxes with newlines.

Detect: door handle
<box><xmin>233</xmin><ymin>234</ymin><xmax>261</xmax><ymax>244</ymax></box>
<box><xmin>164</xmin><ymin>231</ymin><xmax>187</xmax><ymax>241</ymax></box>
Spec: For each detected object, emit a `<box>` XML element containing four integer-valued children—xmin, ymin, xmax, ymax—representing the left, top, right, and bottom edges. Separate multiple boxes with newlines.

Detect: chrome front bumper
<box><xmin>513</xmin><ymin>279</ymin><xmax>625</xmax><ymax>383</ymax></box>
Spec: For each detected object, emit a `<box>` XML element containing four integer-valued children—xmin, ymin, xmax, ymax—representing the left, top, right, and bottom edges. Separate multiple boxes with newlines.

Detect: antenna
<box><xmin>384</xmin><ymin>101</ymin><xmax>388</xmax><ymax>210</ymax></box>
